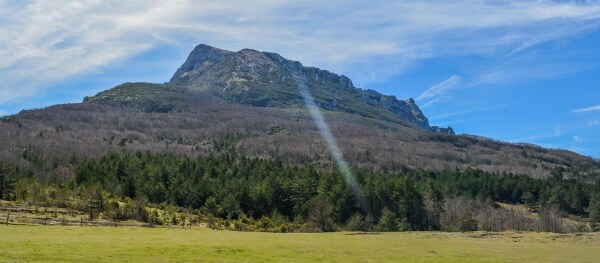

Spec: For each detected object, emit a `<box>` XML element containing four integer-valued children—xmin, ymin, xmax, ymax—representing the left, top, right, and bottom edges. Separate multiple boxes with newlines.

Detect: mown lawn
<box><xmin>0</xmin><ymin>225</ymin><xmax>599</xmax><ymax>262</ymax></box>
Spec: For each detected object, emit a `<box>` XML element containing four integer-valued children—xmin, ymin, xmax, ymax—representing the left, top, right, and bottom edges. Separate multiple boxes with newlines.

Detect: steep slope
<box><xmin>169</xmin><ymin>44</ymin><xmax>451</xmax><ymax>133</ymax></box>
<box><xmin>1</xmin><ymin>98</ymin><xmax>599</xmax><ymax>179</ymax></box>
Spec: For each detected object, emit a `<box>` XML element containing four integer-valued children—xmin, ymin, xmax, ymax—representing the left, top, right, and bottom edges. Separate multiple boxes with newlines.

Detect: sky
<box><xmin>1</xmin><ymin>0</ymin><xmax>599</xmax><ymax>158</ymax></box>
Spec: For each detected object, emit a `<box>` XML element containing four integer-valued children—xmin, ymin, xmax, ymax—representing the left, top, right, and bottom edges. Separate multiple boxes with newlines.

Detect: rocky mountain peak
<box><xmin>168</xmin><ymin>44</ymin><xmax>453</xmax><ymax>134</ymax></box>
<box><xmin>170</xmin><ymin>44</ymin><xmax>232</xmax><ymax>84</ymax></box>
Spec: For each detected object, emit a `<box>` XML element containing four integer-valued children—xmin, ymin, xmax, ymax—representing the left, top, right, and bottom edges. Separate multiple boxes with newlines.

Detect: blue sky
<box><xmin>1</xmin><ymin>1</ymin><xmax>599</xmax><ymax>158</ymax></box>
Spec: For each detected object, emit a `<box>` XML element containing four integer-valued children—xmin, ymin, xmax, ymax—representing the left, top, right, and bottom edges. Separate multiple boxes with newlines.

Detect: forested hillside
<box><xmin>2</xmin><ymin>152</ymin><xmax>599</xmax><ymax>232</ymax></box>
<box><xmin>1</xmin><ymin>98</ymin><xmax>598</xmax><ymax>180</ymax></box>
<box><xmin>1</xmin><ymin>44</ymin><xmax>600</xmax><ymax>233</ymax></box>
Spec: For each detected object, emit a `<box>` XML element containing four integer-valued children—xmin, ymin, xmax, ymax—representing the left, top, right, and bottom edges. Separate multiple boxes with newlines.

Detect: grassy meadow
<box><xmin>1</xmin><ymin>225</ymin><xmax>599</xmax><ymax>262</ymax></box>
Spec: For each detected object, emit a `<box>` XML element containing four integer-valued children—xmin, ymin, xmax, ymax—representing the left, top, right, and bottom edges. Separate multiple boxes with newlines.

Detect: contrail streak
<box><xmin>296</xmin><ymin>75</ymin><xmax>369</xmax><ymax>211</ymax></box>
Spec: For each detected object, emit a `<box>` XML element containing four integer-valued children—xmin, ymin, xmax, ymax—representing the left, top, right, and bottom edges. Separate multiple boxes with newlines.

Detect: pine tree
<box><xmin>588</xmin><ymin>193</ymin><xmax>600</xmax><ymax>231</ymax></box>
<box><xmin>308</xmin><ymin>195</ymin><xmax>335</xmax><ymax>232</ymax></box>
<box><xmin>0</xmin><ymin>163</ymin><xmax>17</xmax><ymax>201</ymax></box>
<box><xmin>376</xmin><ymin>207</ymin><xmax>399</xmax><ymax>232</ymax></box>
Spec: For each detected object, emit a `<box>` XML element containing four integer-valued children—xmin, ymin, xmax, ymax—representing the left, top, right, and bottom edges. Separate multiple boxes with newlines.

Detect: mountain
<box><xmin>1</xmin><ymin>44</ymin><xmax>599</xmax><ymax>179</ymax></box>
<box><xmin>84</xmin><ymin>44</ymin><xmax>450</xmax><ymax>133</ymax></box>
<box><xmin>168</xmin><ymin>44</ymin><xmax>452</xmax><ymax>133</ymax></box>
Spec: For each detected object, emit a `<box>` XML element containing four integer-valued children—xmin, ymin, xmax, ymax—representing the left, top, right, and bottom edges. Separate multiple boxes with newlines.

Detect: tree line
<box><xmin>1</xmin><ymin>152</ymin><xmax>599</xmax><ymax>232</ymax></box>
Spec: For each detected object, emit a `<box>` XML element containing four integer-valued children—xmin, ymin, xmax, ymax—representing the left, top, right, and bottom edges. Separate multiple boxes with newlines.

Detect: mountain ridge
<box><xmin>166</xmin><ymin>44</ymin><xmax>452</xmax><ymax>134</ymax></box>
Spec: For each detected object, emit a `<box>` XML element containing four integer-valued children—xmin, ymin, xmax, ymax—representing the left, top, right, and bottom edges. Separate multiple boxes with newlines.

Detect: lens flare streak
<box><xmin>296</xmin><ymin>76</ymin><xmax>368</xmax><ymax>210</ymax></box>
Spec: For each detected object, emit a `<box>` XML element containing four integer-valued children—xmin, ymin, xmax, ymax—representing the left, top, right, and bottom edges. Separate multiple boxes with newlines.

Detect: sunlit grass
<box><xmin>1</xmin><ymin>225</ymin><xmax>599</xmax><ymax>262</ymax></box>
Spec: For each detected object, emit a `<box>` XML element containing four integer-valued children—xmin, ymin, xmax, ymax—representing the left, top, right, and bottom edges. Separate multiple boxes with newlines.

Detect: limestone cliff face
<box><xmin>169</xmin><ymin>44</ymin><xmax>453</xmax><ymax>133</ymax></box>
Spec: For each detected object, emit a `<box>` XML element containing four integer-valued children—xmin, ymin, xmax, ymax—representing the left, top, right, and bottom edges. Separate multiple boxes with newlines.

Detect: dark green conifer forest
<box><xmin>2</xmin><ymin>151</ymin><xmax>599</xmax><ymax>233</ymax></box>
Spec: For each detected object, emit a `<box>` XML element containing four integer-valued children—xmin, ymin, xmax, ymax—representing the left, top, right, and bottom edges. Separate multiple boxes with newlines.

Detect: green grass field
<box><xmin>1</xmin><ymin>225</ymin><xmax>599</xmax><ymax>262</ymax></box>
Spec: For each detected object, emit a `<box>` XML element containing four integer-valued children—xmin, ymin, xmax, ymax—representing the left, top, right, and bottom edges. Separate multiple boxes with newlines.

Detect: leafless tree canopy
<box><xmin>1</xmin><ymin>97</ymin><xmax>598</xmax><ymax>180</ymax></box>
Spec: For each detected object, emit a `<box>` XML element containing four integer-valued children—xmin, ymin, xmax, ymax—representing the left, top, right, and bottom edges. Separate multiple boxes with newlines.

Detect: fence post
<box><xmin>80</xmin><ymin>217</ymin><xmax>83</xmax><ymax>226</ymax></box>
<box><xmin>5</xmin><ymin>211</ymin><xmax>9</xmax><ymax>224</ymax></box>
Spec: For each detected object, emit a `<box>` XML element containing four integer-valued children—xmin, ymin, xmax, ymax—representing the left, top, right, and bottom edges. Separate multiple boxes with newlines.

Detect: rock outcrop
<box><xmin>170</xmin><ymin>44</ymin><xmax>453</xmax><ymax>133</ymax></box>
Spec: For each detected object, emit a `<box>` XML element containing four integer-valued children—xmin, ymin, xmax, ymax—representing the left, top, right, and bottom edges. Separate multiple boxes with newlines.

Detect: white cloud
<box><xmin>572</xmin><ymin>105</ymin><xmax>600</xmax><ymax>113</ymax></box>
<box><xmin>430</xmin><ymin>103</ymin><xmax>512</xmax><ymax>121</ymax></box>
<box><xmin>508</xmin><ymin>125</ymin><xmax>564</xmax><ymax>143</ymax></box>
<box><xmin>555</xmin><ymin>125</ymin><xmax>563</xmax><ymax>136</ymax></box>
<box><xmin>417</xmin><ymin>75</ymin><xmax>461</xmax><ymax>108</ymax></box>
<box><xmin>2</xmin><ymin>1</ymin><xmax>600</xmax><ymax>104</ymax></box>
<box><xmin>509</xmin><ymin>20</ymin><xmax>600</xmax><ymax>55</ymax></box>
<box><xmin>573</xmin><ymin>135</ymin><xmax>585</xmax><ymax>143</ymax></box>
<box><xmin>472</xmin><ymin>50</ymin><xmax>598</xmax><ymax>87</ymax></box>
<box><xmin>588</xmin><ymin>119</ymin><xmax>600</xmax><ymax>126</ymax></box>
<box><xmin>417</xmin><ymin>75</ymin><xmax>461</xmax><ymax>101</ymax></box>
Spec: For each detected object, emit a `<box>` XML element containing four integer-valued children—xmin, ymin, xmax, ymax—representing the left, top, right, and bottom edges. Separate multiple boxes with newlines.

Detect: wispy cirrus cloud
<box><xmin>2</xmin><ymin>1</ymin><xmax>600</xmax><ymax>105</ymax></box>
<box><xmin>572</xmin><ymin>105</ymin><xmax>600</xmax><ymax>113</ymax></box>
<box><xmin>509</xmin><ymin>125</ymin><xmax>564</xmax><ymax>143</ymax></box>
<box><xmin>588</xmin><ymin>119</ymin><xmax>600</xmax><ymax>126</ymax></box>
<box><xmin>472</xmin><ymin>50</ymin><xmax>598</xmax><ymax>87</ymax></box>
<box><xmin>417</xmin><ymin>75</ymin><xmax>461</xmax><ymax>108</ymax></box>
<box><xmin>429</xmin><ymin>103</ymin><xmax>512</xmax><ymax>121</ymax></box>
<box><xmin>417</xmin><ymin>75</ymin><xmax>461</xmax><ymax>101</ymax></box>
<box><xmin>509</xmin><ymin>20</ymin><xmax>600</xmax><ymax>56</ymax></box>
